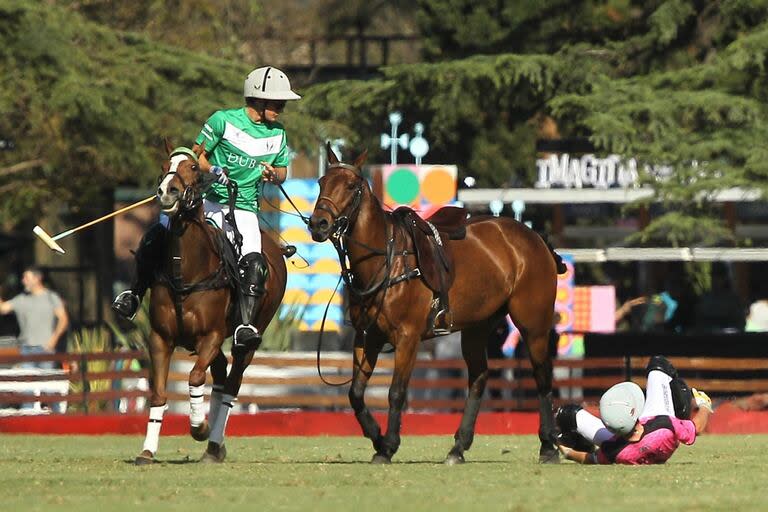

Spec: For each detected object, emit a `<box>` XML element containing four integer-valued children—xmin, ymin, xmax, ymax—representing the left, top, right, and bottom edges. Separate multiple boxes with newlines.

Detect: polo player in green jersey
<box><xmin>113</xmin><ymin>66</ymin><xmax>300</xmax><ymax>349</ymax></box>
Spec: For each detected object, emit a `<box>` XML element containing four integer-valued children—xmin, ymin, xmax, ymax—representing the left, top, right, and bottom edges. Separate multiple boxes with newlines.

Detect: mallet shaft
<box><xmin>52</xmin><ymin>196</ymin><xmax>156</xmax><ymax>240</ymax></box>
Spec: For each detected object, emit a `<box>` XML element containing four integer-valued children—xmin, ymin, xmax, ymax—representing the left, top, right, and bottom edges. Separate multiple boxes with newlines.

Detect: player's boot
<box><xmin>112</xmin><ymin>223</ymin><xmax>166</xmax><ymax>320</ymax></box>
<box><xmin>555</xmin><ymin>404</ymin><xmax>596</xmax><ymax>453</ymax></box>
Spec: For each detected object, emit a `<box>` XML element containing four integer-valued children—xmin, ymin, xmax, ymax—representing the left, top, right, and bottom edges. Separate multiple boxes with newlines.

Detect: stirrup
<box><xmin>112</xmin><ymin>291</ymin><xmax>140</xmax><ymax>321</ymax></box>
<box><xmin>432</xmin><ymin>308</ymin><xmax>453</xmax><ymax>336</ymax></box>
<box><xmin>233</xmin><ymin>324</ymin><xmax>262</xmax><ymax>351</ymax></box>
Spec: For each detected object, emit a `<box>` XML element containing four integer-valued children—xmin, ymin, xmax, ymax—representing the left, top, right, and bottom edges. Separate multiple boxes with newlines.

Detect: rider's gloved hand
<box><xmin>692</xmin><ymin>388</ymin><xmax>713</xmax><ymax>412</ymax></box>
<box><xmin>211</xmin><ymin>165</ymin><xmax>229</xmax><ymax>185</ymax></box>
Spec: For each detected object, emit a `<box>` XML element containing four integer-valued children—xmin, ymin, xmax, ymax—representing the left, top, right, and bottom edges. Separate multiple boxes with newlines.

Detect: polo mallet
<box><xmin>33</xmin><ymin>196</ymin><xmax>156</xmax><ymax>254</ymax></box>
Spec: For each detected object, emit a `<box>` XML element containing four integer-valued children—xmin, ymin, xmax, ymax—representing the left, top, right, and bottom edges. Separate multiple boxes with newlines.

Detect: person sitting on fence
<box><xmin>554</xmin><ymin>355</ymin><xmax>712</xmax><ymax>465</ymax></box>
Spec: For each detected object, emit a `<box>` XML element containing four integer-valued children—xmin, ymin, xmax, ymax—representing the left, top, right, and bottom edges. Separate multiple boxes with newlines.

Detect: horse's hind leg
<box><xmin>511</xmin><ymin>296</ymin><xmax>558</xmax><ymax>463</ymax></box>
<box><xmin>136</xmin><ymin>331</ymin><xmax>172</xmax><ymax>465</ymax></box>
<box><xmin>526</xmin><ymin>329</ymin><xmax>559</xmax><ymax>463</ymax></box>
<box><xmin>445</xmin><ymin>323</ymin><xmax>491</xmax><ymax>465</ymax></box>
<box><xmin>203</xmin><ymin>345</ymin><xmax>256</xmax><ymax>462</ymax></box>
<box><xmin>206</xmin><ymin>350</ymin><xmax>227</xmax><ymax>430</ymax></box>
<box><xmin>349</xmin><ymin>333</ymin><xmax>384</xmax><ymax>455</ymax></box>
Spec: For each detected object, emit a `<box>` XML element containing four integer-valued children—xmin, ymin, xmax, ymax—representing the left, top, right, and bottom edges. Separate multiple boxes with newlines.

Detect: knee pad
<box><xmin>555</xmin><ymin>404</ymin><xmax>582</xmax><ymax>433</ymax></box>
<box><xmin>239</xmin><ymin>252</ymin><xmax>269</xmax><ymax>294</ymax></box>
<box><xmin>670</xmin><ymin>377</ymin><xmax>693</xmax><ymax>419</ymax></box>
<box><xmin>646</xmin><ymin>355</ymin><xmax>678</xmax><ymax>379</ymax></box>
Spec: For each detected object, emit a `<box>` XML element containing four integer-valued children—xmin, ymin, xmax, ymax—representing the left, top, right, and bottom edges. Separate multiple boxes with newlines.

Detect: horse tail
<box><xmin>541</xmin><ymin>236</ymin><xmax>567</xmax><ymax>275</ymax></box>
<box><xmin>550</xmin><ymin>244</ymin><xmax>567</xmax><ymax>274</ymax></box>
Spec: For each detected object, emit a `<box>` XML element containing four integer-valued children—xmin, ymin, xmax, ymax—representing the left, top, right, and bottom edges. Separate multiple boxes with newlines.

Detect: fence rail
<box><xmin>1</xmin><ymin>350</ymin><xmax>767</xmax><ymax>414</ymax></box>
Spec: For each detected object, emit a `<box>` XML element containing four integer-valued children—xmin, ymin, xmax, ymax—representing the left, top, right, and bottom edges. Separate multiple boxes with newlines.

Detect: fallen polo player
<box><xmin>555</xmin><ymin>355</ymin><xmax>713</xmax><ymax>465</ymax></box>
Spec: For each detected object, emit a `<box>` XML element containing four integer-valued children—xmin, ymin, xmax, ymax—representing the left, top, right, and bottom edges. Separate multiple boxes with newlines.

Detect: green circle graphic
<box><xmin>387</xmin><ymin>168</ymin><xmax>420</xmax><ymax>204</ymax></box>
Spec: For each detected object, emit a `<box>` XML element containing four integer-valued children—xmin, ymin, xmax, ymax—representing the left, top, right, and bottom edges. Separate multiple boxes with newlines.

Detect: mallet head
<box><xmin>33</xmin><ymin>225</ymin><xmax>66</xmax><ymax>254</ymax></box>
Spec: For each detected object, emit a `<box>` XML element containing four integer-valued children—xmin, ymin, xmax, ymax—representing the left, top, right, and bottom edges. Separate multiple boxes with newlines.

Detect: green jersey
<box><xmin>195</xmin><ymin>107</ymin><xmax>290</xmax><ymax>213</ymax></box>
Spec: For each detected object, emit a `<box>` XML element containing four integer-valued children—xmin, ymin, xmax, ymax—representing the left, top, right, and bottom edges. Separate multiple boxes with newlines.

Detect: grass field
<box><xmin>0</xmin><ymin>434</ymin><xmax>765</xmax><ymax>511</ymax></box>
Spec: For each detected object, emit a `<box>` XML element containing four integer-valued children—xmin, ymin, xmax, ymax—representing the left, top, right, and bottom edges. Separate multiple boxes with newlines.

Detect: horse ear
<box><xmin>195</xmin><ymin>141</ymin><xmax>206</xmax><ymax>158</ymax></box>
<box><xmin>326</xmin><ymin>141</ymin><xmax>340</xmax><ymax>164</ymax></box>
<box><xmin>353</xmin><ymin>149</ymin><xmax>368</xmax><ymax>169</ymax></box>
<box><xmin>163</xmin><ymin>137</ymin><xmax>174</xmax><ymax>155</ymax></box>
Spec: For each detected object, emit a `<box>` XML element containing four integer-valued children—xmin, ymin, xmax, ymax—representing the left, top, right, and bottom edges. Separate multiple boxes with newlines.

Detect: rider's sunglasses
<box><xmin>266</xmin><ymin>100</ymin><xmax>287</xmax><ymax>112</ymax></box>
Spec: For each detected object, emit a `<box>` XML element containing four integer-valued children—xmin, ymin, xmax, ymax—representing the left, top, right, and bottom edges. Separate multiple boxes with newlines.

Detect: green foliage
<box><xmin>0</xmin><ymin>0</ymin><xmax>333</xmax><ymax>228</ymax></box>
<box><xmin>260</xmin><ymin>302</ymin><xmax>306</xmax><ymax>351</ymax></box>
<box><xmin>107</xmin><ymin>298</ymin><xmax>151</xmax><ymax>353</ymax></box>
<box><xmin>67</xmin><ymin>325</ymin><xmax>113</xmax><ymax>413</ymax></box>
<box><xmin>300</xmin><ymin>1</ymin><xmax>768</xmax><ymax>246</ymax></box>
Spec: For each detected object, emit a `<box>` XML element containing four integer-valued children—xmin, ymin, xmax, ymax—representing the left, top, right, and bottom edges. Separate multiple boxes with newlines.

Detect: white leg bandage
<box><xmin>209</xmin><ymin>393</ymin><xmax>235</xmax><ymax>445</ymax></box>
<box><xmin>209</xmin><ymin>385</ymin><xmax>224</xmax><ymax>426</ymax></box>
<box><xmin>640</xmin><ymin>370</ymin><xmax>674</xmax><ymax>418</ymax></box>
<box><xmin>142</xmin><ymin>404</ymin><xmax>168</xmax><ymax>455</ymax></box>
<box><xmin>576</xmin><ymin>408</ymin><xmax>614</xmax><ymax>445</ymax></box>
<box><xmin>189</xmin><ymin>384</ymin><xmax>206</xmax><ymax>427</ymax></box>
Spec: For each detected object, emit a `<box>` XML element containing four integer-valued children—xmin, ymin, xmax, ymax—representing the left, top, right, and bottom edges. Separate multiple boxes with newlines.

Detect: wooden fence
<box><xmin>1</xmin><ymin>350</ymin><xmax>767</xmax><ymax>413</ymax></box>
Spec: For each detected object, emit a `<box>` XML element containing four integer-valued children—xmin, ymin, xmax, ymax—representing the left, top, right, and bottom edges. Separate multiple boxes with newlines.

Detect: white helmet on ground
<box><xmin>599</xmin><ymin>381</ymin><xmax>645</xmax><ymax>436</ymax></box>
<box><xmin>243</xmin><ymin>66</ymin><xmax>301</xmax><ymax>100</ymax></box>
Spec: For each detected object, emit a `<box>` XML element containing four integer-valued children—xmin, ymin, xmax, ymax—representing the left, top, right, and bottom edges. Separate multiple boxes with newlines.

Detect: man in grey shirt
<box><xmin>0</xmin><ymin>267</ymin><xmax>69</xmax><ymax>369</ymax></box>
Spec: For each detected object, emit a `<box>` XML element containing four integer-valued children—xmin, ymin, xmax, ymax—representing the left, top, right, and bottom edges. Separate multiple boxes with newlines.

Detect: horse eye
<box><xmin>347</xmin><ymin>181</ymin><xmax>357</xmax><ymax>190</ymax></box>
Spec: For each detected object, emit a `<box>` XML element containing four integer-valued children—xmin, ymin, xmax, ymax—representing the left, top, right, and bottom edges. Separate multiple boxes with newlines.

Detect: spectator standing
<box><xmin>0</xmin><ymin>267</ymin><xmax>69</xmax><ymax>369</ymax></box>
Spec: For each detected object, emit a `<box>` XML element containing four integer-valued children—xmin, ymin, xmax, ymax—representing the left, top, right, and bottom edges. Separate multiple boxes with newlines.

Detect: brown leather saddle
<box><xmin>393</xmin><ymin>206</ymin><xmax>468</xmax><ymax>334</ymax></box>
<box><xmin>394</xmin><ymin>206</ymin><xmax>466</xmax><ymax>291</ymax></box>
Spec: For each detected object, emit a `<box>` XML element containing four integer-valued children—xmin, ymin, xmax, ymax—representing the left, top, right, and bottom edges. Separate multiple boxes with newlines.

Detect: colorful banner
<box><xmin>381</xmin><ymin>164</ymin><xmax>458</xmax><ymax>218</ymax></box>
<box><xmin>501</xmin><ymin>255</ymin><xmax>615</xmax><ymax>358</ymax></box>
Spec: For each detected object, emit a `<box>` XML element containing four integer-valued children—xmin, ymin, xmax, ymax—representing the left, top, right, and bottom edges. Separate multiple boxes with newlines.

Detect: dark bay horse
<box><xmin>135</xmin><ymin>143</ymin><xmax>287</xmax><ymax>464</ymax></box>
<box><xmin>308</xmin><ymin>146</ymin><xmax>562</xmax><ymax>464</ymax></box>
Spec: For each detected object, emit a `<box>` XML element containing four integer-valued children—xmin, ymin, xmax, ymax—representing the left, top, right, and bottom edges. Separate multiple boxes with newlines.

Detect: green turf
<box><xmin>0</xmin><ymin>434</ymin><xmax>763</xmax><ymax>511</ymax></box>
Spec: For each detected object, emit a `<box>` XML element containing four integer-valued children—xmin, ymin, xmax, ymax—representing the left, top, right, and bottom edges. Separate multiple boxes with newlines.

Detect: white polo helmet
<box><xmin>243</xmin><ymin>66</ymin><xmax>301</xmax><ymax>100</ymax></box>
<box><xmin>599</xmin><ymin>381</ymin><xmax>645</xmax><ymax>436</ymax></box>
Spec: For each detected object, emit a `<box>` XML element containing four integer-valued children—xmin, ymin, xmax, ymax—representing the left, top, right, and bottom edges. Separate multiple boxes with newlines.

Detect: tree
<box><xmin>300</xmin><ymin>0</ymin><xmax>768</xmax><ymax>246</ymax></box>
<box><xmin>0</xmin><ymin>0</ymin><xmax>337</xmax><ymax>227</ymax></box>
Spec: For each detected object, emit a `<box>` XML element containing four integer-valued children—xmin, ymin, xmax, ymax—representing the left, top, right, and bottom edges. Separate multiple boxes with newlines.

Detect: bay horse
<box><xmin>308</xmin><ymin>146</ymin><xmax>562</xmax><ymax>464</ymax></box>
<box><xmin>135</xmin><ymin>142</ymin><xmax>287</xmax><ymax>464</ymax></box>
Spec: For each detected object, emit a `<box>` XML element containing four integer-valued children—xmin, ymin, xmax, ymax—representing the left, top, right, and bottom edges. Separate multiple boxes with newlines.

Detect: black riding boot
<box><xmin>555</xmin><ymin>404</ymin><xmax>596</xmax><ymax>453</ymax></box>
<box><xmin>233</xmin><ymin>252</ymin><xmax>269</xmax><ymax>352</ymax></box>
<box><xmin>112</xmin><ymin>223</ymin><xmax>166</xmax><ymax>320</ymax></box>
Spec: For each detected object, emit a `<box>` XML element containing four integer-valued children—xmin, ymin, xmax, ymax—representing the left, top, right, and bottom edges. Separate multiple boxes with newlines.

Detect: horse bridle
<box><xmin>315</xmin><ymin>163</ymin><xmax>365</xmax><ymax>239</ymax></box>
<box><xmin>159</xmin><ymin>149</ymin><xmax>207</xmax><ymax>213</ymax></box>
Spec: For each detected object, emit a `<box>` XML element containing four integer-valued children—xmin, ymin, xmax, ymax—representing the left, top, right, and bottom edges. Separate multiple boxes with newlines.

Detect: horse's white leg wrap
<box><xmin>208</xmin><ymin>385</ymin><xmax>224</xmax><ymax>426</ymax></box>
<box><xmin>142</xmin><ymin>404</ymin><xmax>168</xmax><ymax>455</ymax></box>
<box><xmin>209</xmin><ymin>393</ymin><xmax>235</xmax><ymax>445</ymax></box>
<box><xmin>189</xmin><ymin>384</ymin><xmax>206</xmax><ymax>427</ymax></box>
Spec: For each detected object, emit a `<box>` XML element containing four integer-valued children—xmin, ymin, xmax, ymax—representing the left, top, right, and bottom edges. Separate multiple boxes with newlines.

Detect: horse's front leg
<box><xmin>373</xmin><ymin>331</ymin><xmax>419</xmax><ymax>464</ymax></box>
<box><xmin>135</xmin><ymin>331</ymin><xmax>173</xmax><ymax>465</ymax></box>
<box><xmin>349</xmin><ymin>334</ymin><xmax>383</xmax><ymax>452</ymax></box>
<box><xmin>188</xmin><ymin>333</ymin><xmax>223</xmax><ymax>442</ymax></box>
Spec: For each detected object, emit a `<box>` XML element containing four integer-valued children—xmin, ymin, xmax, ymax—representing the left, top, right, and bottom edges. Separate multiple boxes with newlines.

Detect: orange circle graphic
<box><xmin>420</xmin><ymin>168</ymin><xmax>456</xmax><ymax>205</ymax></box>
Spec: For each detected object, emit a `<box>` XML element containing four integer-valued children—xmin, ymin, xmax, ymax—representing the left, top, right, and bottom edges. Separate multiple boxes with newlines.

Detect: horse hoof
<box><xmin>538</xmin><ymin>449</ymin><xmax>560</xmax><ymax>464</ymax></box>
<box><xmin>444</xmin><ymin>453</ymin><xmax>465</xmax><ymax>465</ymax></box>
<box><xmin>190</xmin><ymin>421</ymin><xmax>210</xmax><ymax>442</ymax></box>
<box><xmin>200</xmin><ymin>443</ymin><xmax>226</xmax><ymax>463</ymax></box>
<box><xmin>370</xmin><ymin>453</ymin><xmax>391</xmax><ymax>464</ymax></box>
<box><xmin>134</xmin><ymin>451</ymin><xmax>155</xmax><ymax>466</ymax></box>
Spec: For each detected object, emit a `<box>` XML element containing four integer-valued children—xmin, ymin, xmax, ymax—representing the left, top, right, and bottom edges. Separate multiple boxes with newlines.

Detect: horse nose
<box><xmin>309</xmin><ymin>215</ymin><xmax>329</xmax><ymax>233</ymax></box>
